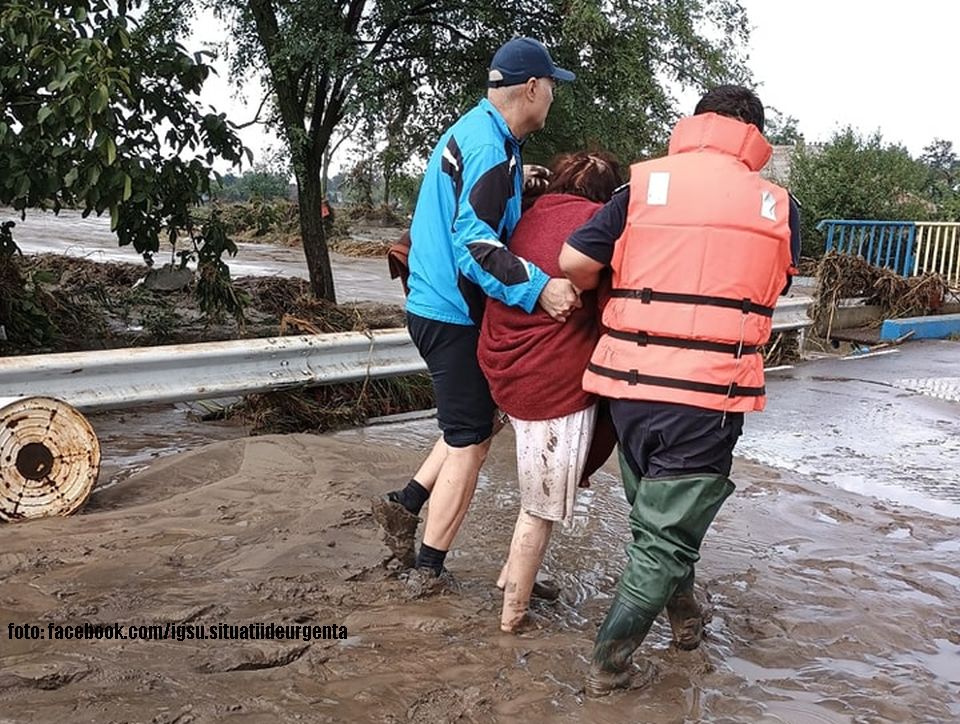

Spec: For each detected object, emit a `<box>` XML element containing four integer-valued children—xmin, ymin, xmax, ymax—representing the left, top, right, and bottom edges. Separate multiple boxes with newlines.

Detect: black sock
<box><xmin>388</xmin><ymin>479</ymin><xmax>430</xmax><ymax>515</ymax></box>
<box><xmin>415</xmin><ymin>543</ymin><xmax>447</xmax><ymax>575</ymax></box>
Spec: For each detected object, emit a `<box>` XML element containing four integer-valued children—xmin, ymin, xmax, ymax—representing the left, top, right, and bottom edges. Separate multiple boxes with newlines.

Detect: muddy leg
<box><xmin>500</xmin><ymin>511</ymin><xmax>553</xmax><ymax>633</ymax></box>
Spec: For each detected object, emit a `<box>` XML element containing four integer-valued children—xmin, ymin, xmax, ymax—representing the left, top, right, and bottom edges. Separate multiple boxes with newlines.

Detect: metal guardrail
<box><xmin>914</xmin><ymin>222</ymin><xmax>960</xmax><ymax>286</ymax></box>
<box><xmin>0</xmin><ymin>330</ymin><xmax>426</xmax><ymax>412</ymax></box>
<box><xmin>0</xmin><ymin>297</ymin><xmax>815</xmax><ymax>412</ymax></box>
<box><xmin>818</xmin><ymin>220</ymin><xmax>916</xmax><ymax>276</ymax></box>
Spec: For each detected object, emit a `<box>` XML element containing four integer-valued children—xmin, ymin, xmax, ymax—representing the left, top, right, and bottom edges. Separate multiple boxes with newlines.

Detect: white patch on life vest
<box><xmin>760</xmin><ymin>190</ymin><xmax>777</xmax><ymax>221</ymax></box>
<box><xmin>646</xmin><ymin>172</ymin><xmax>670</xmax><ymax>206</ymax></box>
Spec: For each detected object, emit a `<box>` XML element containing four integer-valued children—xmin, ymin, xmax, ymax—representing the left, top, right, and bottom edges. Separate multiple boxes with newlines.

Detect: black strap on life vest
<box><xmin>609</xmin><ymin>288</ymin><xmax>775</xmax><ymax>318</ymax></box>
<box><xmin>606</xmin><ymin>329</ymin><xmax>759</xmax><ymax>358</ymax></box>
<box><xmin>587</xmin><ymin>362</ymin><xmax>765</xmax><ymax>398</ymax></box>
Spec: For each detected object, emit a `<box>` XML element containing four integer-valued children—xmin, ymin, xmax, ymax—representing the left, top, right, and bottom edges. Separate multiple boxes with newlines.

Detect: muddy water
<box><xmin>1</xmin><ymin>421</ymin><xmax>958</xmax><ymax>722</ymax></box>
<box><xmin>6</xmin><ymin>207</ymin><xmax>404</xmax><ymax>304</ymax></box>
<box><xmin>741</xmin><ymin>340</ymin><xmax>960</xmax><ymax>519</ymax></box>
<box><xmin>88</xmin><ymin>405</ymin><xmax>251</xmax><ymax>493</ymax></box>
<box><xmin>2</xmin><ymin>341</ymin><xmax>957</xmax><ymax>721</ymax></box>
<box><xmin>4</xmin><ymin>210</ymin><xmax>960</xmax><ymax>719</ymax></box>
<box><xmin>339</xmin><ymin>421</ymin><xmax>960</xmax><ymax>722</ymax></box>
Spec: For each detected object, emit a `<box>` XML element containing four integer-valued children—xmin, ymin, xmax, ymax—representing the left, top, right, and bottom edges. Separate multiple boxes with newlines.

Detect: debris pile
<box><xmin>812</xmin><ymin>252</ymin><xmax>950</xmax><ymax>336</ymax></box>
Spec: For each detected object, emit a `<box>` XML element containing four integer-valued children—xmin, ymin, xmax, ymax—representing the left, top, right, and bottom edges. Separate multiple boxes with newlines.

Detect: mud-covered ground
<box><xmin>7</xmin><ymin>207</ymin><xmax>405</xmax><ymax>305</ymax></box>
<box><xmin>3</xmin><ymin>210</ymin><xmax>959</xmax><ymax>723</ymax></box>
<box><xmin>2</xmin><ymin>345</ymin><xmax>959</xmax><ymax>723</ymax></box>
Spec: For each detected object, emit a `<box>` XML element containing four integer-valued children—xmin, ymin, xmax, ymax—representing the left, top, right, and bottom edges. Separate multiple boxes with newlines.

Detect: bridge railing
<box><xmin>913</xmin><ymin>222</ymin><xmax>960</xmax><ymax>286</ymax></box>
<box><xmin>816</xmin><ymin>220</ymin><xmax>916</xmax><ymax>277</ymax></box>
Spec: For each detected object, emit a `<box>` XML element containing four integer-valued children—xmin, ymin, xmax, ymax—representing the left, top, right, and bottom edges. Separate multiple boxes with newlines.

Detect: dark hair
<box><xmin>544</xmin><ymin>151</ymin><xmax>622</xmax><ymax>203</ymax></box>
<box><xmin>694</xmin><ymin>85</ymin><xmax>765</xmax><ymax>132</ymax></box>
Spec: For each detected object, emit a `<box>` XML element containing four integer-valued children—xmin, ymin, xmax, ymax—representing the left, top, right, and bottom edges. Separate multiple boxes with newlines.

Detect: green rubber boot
<box><xmin>587</xmin><ymin>595</ymin><xmax>658</xmax><ymax>697</ymax></box>
<box><xmin>616</xmin><ymin>449</ymin><xmax>734</xmax><ymax>624</ymax></box>
<box><xmin>666</xmin><ymin>570</ymin><xmax>704</xmax><ymax>650</ymax></box>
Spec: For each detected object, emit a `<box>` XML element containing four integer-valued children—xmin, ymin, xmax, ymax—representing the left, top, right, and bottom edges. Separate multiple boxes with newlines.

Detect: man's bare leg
<box><xmin>406</xmin><ymin>440</ymin><xmax>491</xmax><ymax>594</ymax></box>
<box><xmin>411</xmin><ymin>435</ymin><xmax>447</xmax><ymax>494</ymax></box>
<box><xmin>386</xmin><ymin>408</ymin><xmax>507</xmax><ymax>510</ymax></box>
<box><xmin>375</xmin><ymin>413</ymin><xmax>507</xmax><ymax>569</ymax></box>
<box><xmin>419</xmin><ymin>439</ymin><xmax>491</xmax><ymax>554</ymax></box>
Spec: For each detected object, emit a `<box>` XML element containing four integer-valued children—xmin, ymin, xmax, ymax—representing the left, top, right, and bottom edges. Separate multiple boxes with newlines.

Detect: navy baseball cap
<box><xmin>487</xmin><ymin>37</ymin><xmax>575</xmax><ymax>88</ymax></box>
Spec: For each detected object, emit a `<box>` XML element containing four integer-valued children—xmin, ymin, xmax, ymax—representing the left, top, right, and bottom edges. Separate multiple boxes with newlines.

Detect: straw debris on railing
<box><xmin>760</xmin><ymin>331</ymin><xmax>801</xmax><ymax>367</ymax></box>
<box><xmin>233</xmin><ymin>376</ymin><xmax>434</xmax><ymax>435</ymax></box>
<box><xmin>813</xmin><ymin>252</ymin><xmax>950</xmax><ymax>337</ymax></box>
<box><xmin>230</xmin><ymin>289</ymin><xmax>421</xmax><ymax>434</ymax></box>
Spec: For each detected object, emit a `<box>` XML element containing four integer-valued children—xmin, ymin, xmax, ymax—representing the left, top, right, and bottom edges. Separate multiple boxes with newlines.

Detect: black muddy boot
<box><xmin>371</xmin><ymin>493</ymin><xmax>420</xmax><ymax>568</ymax></box>
<box><xmin>586</xmin><ymin>596</ymin><xmax>658</xmax><ymax>697</ymax></box>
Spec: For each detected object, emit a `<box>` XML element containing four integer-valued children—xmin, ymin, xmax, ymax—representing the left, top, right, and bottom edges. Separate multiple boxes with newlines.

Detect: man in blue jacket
<box><xmin>373</xmin><ymin>37</ymin><xmax>580</xmax><ymax>591</ymax></box>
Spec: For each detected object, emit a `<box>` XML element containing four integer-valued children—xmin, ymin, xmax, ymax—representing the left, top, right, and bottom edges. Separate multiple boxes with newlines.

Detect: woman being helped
<box><xmin>478</xmin><ymin>152</ymin><xmax>621</xmax><ymax>633</ymax></box>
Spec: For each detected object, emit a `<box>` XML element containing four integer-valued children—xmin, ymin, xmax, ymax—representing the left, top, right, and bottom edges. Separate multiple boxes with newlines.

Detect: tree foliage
<box><xmin>207</xmin><ymin>0</ymin><xmax>751</xmax><ymax>301</ymax></box>
<box><xmin>214</xmin><ymin>165</ymin><xmax>292</xmax><ymax>202</ymax></box>
<box><xmin>919</xmin><ymin>138</ymin><xmax>960</xmax><ymax>219</ymax></box>
<box><xmin>765</xmin><ymin>107</ymin><xmax>803</xmax><ymax>146</ymax></box>
<box><xmin>0</xmin><ymin>0</ymin><xmax>251</xmax><ymax>340</ymax></box>
<box><xmin>524</xmin><ymin>0</ymin><xmax>751</xmax><ymax>165</ymax></box>
<box><xmin>0</xmin><ymin>0</ymin><xmax>247</xmax><ymax>255</ymax></box>
<box><xmin>789</xmin><ymin>128</ymin><xmax>947</xmax><ymax>256</ymax></box>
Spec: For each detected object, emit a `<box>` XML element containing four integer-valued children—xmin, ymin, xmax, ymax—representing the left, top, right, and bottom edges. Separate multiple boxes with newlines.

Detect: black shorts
<box><xmin>407</xmin><ymin>312</ymin><xmax>495</xmax><ymax>448</ymax></box>
<box><xmin>610</xmin><ymin>399</ymin><xmax>744</xmax><ymax>479</ymax></box>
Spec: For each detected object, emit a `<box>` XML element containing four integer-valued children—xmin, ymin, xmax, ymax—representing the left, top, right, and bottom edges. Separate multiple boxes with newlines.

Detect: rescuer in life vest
<box><xmin>559</xmin><ymin>85</ymin><xmax>801</xmax><ymax>696</ymax></box>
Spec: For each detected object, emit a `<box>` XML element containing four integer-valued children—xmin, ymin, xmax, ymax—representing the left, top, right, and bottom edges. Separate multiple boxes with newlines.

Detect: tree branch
<box><xmin>233</xmin><ymin>92</ymin><xmax>271</xmax><ymax>129</ymax></box>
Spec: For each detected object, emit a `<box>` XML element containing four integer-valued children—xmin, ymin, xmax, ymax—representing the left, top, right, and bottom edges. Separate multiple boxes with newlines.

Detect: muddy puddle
<box><xmin>2</xmin><ymin>340</ymin><xmax>959</xmax><ymax>722</ymax></box>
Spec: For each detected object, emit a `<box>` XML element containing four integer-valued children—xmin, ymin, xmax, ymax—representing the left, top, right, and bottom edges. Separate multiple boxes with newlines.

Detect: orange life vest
<box><xmin>582</xmin><ymin>112</ymin><xmax>793</xmax><ymax>413</ymax></box>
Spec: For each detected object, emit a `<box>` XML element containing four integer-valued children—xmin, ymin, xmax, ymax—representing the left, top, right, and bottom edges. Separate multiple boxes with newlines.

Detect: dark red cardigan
<box><xmin>477</xmin><ymin>193</ymin><xmax>602</xmax><ymax>421</ymax></box>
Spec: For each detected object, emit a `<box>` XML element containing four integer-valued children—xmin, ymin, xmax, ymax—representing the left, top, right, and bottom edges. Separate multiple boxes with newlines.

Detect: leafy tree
<box><xmin>789</xmin><ymin>128</ymin><xmax>934</xmax><ymax>256</ymax></box>
<box><xmin>919</xmin><ymin>138</ymin><xmax>960</xmax><ymax>220</ymax></box>
<box><xmin>208</xmin><ymin>0</ymin><xmax>751</xmax><ymax>302</ymax></box>
<box><xmin>1</xmin><ymin>0</ymin><xmax>246</xmax><ymax>251</ymax></box>
<box><xmin>765</xmin><ymin>107</ymin><xmax>803</xmax><ymax>146</ymax></box>
<box><xmin>215</xmin><ymin>165</ymin><xmax>292</xmax><ymax>202</ymax></box>
<box><xmin>920</xmin><ymin>138</ymin><xmax>958</xmax><ymax>187</ymax></box>
<box><xmin>524</xmin><ymin>0</ymin><xmax>751</xmax><ymax>166</ymax></box>
<box><xmin>0</xmin><ymin>0</ymin><xmax>249</xmax><ymax>338</ymax></box>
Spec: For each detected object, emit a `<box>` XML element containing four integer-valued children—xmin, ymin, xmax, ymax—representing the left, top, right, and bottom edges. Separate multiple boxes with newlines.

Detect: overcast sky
<box><xmin>741</xmin><ymin>0</ymin><xmax>957</xmax><ymax>156</ymax></box>
<box><xmin>196</xmin><ymin>0</ymin><xmax>959</xmax><ymax>169</ymax></box>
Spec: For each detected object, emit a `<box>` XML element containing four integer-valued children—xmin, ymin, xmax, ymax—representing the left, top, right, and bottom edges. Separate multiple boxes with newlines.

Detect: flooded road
<box><xmin>1</xmin><ymin>340</ymin><xmax>954</xmax><ymax>721</ymax></box>
<box><xmin>3</xmin><ymin>209</ymin><xmax>959</xmax><ymax>721</ymax></box>
<box><xmin>7</xmin><ymin>207</ymin><xmax>404</xmax><ymax>305</ymax></box>
<box><xmin>743</xmin><ymin>340</ymin><xmax>960</xmax><ymax>519</ymax></box>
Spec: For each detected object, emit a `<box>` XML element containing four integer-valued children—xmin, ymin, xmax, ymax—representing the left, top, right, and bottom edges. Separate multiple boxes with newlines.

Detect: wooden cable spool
<box><xmin>0</xmin><ymin>397</ymin><xmax>100</xmax><ymax>522</ymax></box>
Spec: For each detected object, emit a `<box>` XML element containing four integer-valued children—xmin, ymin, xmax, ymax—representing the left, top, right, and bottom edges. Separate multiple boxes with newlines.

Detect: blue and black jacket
<box><xmin>406</xmin><ymin>98</ymin><xmax>550</xmax><ymax>326</ymax></box>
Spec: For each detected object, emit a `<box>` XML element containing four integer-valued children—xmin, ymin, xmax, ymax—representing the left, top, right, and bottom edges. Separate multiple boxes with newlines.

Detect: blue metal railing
<box><xmin>816</xmin><ymin>220</ymin><xmax>917</xmax><ymax>277</ymax></box>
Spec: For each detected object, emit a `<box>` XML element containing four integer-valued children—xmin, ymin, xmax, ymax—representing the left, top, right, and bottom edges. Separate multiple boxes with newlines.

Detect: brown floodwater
<box><xmin>7</xmin><ymin>207</ymin><xmax>405</xmax><ymax>305</ymax></box>
<box><xmin>1</xmin><ymin>343</ymin><xmax>958</xmax><ymax>722</ymax></box>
